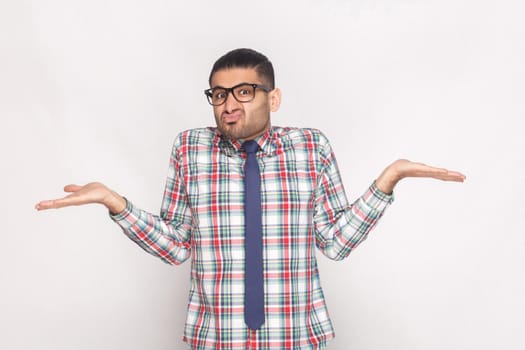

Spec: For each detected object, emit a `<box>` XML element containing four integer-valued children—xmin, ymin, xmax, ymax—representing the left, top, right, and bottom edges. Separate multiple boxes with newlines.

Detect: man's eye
<box><xmin>238</xmin><ymin>89</ymin><xmax>251</xmax><ymax>96</ymax></box>
<box><xmin>214</xmin><ymin>91</ymin><xmax>226</xmax><ymax>99</ymax></box>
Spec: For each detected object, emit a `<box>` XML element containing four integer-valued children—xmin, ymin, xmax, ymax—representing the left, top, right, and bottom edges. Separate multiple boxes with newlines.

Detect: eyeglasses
<box><xmin>204</xmin><ymin>83</ymin><xmax>272</xmax><ymax>106</ymax></box>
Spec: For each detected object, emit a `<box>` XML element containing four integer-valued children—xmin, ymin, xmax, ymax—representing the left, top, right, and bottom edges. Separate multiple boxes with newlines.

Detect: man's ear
<box><xmin>269</xmin><ymin>88</ymin><xmax>282</xmax><ymax>112</ymax></box>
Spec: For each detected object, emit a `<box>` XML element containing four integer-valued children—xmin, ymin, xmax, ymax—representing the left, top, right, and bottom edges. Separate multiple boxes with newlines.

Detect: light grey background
<box><xmin>2</xmin><ymin>0</ymin><xmax>524</xmax><ymax>349</ymax></box>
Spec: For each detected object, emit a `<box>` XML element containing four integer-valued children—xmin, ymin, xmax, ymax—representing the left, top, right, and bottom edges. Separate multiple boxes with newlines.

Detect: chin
<box><xmin>217</xmin><ymin>127</ymin><xmax>238</xmax><ymax>140</ymax></box>
<box><xmin>219</xmin><ymin>124</ymin><xmax>243</xmax><ymax>140</ymax></box>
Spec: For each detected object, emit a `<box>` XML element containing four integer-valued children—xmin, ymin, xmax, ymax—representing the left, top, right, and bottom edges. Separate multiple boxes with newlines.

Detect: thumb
<box><xmin>63</xmin><ymin>184</ymin><xmax>82</xmax><ymax>193</ymax></box>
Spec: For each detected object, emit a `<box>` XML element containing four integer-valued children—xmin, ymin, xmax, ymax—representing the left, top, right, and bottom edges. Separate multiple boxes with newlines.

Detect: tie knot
<box><xmin>243</xmin><ymin>140</ymin><xmax>259</xmax><ymax>154</ymax></box>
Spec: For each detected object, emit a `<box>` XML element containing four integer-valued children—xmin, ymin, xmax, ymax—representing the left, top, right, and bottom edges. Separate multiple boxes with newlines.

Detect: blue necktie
<box><xmin>243</xmin><ymin>140</ymin><xmax>265</xmax><ymax>330</ymax></box>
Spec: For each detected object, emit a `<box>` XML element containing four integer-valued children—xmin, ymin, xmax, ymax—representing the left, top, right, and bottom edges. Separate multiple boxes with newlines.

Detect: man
<box><xmin>36</xmin><ymin>48</ymin><xmax>465</xmax><ymax>350</ymax></box>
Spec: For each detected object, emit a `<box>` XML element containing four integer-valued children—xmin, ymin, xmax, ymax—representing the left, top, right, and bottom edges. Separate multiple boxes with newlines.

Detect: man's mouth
<box><xmin>222</xmin><ymin>112</ymin><xmax>242</xmax><ymax>124</ymax></box>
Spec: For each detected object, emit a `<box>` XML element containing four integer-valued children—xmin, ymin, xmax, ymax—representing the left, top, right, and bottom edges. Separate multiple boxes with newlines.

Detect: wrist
<box><xmin>104</xmin><ymin>191</ymin><xmax>127</xmax><ymax>215</ymax></box>
<box><xmin>375</xmin><ymin>165</ymin><xmax>400</xmax><ymax>194</ymax></box>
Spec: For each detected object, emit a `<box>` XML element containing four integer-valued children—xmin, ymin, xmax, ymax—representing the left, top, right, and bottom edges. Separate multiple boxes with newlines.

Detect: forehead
<box><xmin>210</xmin><ymin>67</ymin><xmax>262</xmax><ymax>88</ymax></box>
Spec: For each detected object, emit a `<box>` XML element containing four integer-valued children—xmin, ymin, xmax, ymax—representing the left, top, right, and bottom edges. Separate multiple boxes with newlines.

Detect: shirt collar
<box><xmin>211</xmin><ymin>127</ymin><xmax>277</xmax><ymax>158</ymax></box>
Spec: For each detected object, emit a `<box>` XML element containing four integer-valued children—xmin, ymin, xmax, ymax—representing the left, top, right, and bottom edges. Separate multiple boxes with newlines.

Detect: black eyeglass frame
<box><xmin>204</xmin><ymin>83</ymin><xmax>272</xmax><ymax>106</ymax></box>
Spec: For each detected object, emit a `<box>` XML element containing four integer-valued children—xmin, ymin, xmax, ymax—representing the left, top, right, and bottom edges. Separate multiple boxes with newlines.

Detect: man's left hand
<box><xmin>375</xmin><ymin>159</ymin><xmax>466</xmax><ymax>194</ymax></box>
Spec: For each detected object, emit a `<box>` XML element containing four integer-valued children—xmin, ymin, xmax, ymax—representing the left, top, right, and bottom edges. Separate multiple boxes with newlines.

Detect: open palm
<box><xmin>35</xmin><ymin>182</ymin><xmax>119</xmax><ymax>211</ymax></box>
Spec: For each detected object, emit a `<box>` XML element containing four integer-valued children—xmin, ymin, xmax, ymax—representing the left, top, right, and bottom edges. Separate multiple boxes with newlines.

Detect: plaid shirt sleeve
<box><xmin>110</xmin><ymin>135</ymin><xmax>193</xmax><ymax>265</ymax></box>
<box><xmin>313</xmin><ymin>133</ymin><xmax>394</xmax><ymax>261</ymax></box>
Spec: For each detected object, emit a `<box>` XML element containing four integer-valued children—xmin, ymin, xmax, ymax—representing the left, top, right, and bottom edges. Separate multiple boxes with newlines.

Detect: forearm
<box><xmin>110</xmin><ymin>199</ymin><xmax>192</xmax><ymax>265</ymax></box>
<box><xmin>315</xmin><ymin>181</ymin><xmax>393</xmax><ymax>260</ymax></box>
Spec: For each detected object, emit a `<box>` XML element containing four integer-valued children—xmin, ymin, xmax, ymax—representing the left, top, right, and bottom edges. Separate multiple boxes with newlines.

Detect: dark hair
<box><xmin>208</xmin><ymin>48</ymin><xmax>275</xmax><ymax>89</ymax></box>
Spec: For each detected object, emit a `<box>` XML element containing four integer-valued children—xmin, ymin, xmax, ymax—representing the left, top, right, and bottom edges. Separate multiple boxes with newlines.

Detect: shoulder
<box><xmin>170</xmin><ymin>127</ymin><xmax>216</xmax><ymax>158</ymax></box>
<box><xmin>275</xmin><ymin>127</ymin><xmax>336</xmax><ymax>167</ymax></box>
<box><xmin>274</xmin><ymin>126</ymin><xmax>332</xmax><ymax>149</ymax></box>
<box><xmin>173</xmin><ymin>127</ymin><xmax>216</xmax><ymax>146</ymax></box>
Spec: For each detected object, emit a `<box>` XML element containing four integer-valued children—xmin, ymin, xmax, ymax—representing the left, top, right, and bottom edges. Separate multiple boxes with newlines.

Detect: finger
<box><xmin>446</xmin><ymin>170</ymin><xmax>466</xmax><ymax>179</ymax></box>
<box><xmin>405</xmin><ymin>168</ymin><xmax>448</xmax><ymax>178</ymax></box>
<box><xmin>433</xmin><ymin>169</ymin><xmax>466</xmax><ymax>180</ymax></box>
<box><xmin>401</xmin><ymin>163</ymin><xmax>446</xmax><ymax>176</ymax></box>
<box><xmin>444</xmin><ymin>173</ymin><xmax>467</xmax><ymax>182</ymax></box>
<box><xmin>64</xmin><ymin>184</ymin><xmax>82</xmax><ymax>193</ymax></box>
<box><xmin>413</xmin><ymin>165</ymin><xmax>465</xmax><ymax>178</ymax></box>
<box><xmin>35</xmin><ymin>195</ymin><xmax>80</xmax><ymax>210</ymax></box>
<box><xmin>406</xmin><ymin>169</ymin><xmax>466</xmax><ymax>182</ymax></box>
<box><xmin>417</xmin><ymin>164</ymin><xmax>448</xmax><ymax>173</ymax></box>
<box><xmin>35</xmin><ymin>199</ymin><xmax>65</xmax><ymax>210</ymax></box>
<box><xmin>431</xmin><ymin>172</ymin><xmax>467</xmax><ymax>182</ymax></box>
<box><xmin>35</xmin><ymin>199</ymin><xmax>59</xmax><ymax>210</ymax></box>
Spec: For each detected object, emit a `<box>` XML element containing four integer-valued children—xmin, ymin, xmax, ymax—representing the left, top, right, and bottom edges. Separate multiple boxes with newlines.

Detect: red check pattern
<box><xmin>111</xmin><ymin>127</ymin><xmax>394</xmax><ymax>350</ymax></box>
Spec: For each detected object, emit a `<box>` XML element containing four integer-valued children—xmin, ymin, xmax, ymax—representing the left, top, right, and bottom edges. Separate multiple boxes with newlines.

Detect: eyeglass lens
<box><xmin>210</xmin><ymin>84</ymin><xmax>255</xmax><ymax>105</ymax></box>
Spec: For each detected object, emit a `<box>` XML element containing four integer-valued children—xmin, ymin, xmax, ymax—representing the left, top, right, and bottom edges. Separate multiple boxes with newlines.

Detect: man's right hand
<box><xmin>35</xmin><ymin>182</ymin><xmax>127</xmax><ymax>215</ymax></box>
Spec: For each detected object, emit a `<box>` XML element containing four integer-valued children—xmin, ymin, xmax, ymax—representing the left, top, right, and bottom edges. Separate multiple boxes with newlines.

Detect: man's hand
<box><xmin>35</xmin><ymin>182</ymin><xmax>127</xmax><ymax>215</ymax></box>
<box><xmin>375</xmin><ymin>159</ymin><xmax>466</xmax><ymax>194</ymax></box>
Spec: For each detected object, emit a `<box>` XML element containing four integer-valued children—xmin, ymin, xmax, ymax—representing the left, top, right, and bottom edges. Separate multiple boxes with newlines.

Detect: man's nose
<box><xmin>224</xmin><ymin>91</ymin><xmax>241</xmax><ymax>112</ymax></box>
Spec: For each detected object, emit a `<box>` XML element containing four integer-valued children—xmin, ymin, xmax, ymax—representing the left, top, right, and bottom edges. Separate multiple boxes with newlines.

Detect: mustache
<box><xmin>221</xmin><ymin>109</ymin><xmax>242</xmax><ymax>117</ymax></box>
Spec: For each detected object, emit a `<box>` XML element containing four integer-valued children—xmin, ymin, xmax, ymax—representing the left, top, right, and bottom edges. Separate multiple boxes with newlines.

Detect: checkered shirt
<box><xmin>111</xmin><ymin>126</ymin><xmax>394</xmax><ymax>349</ymax></box>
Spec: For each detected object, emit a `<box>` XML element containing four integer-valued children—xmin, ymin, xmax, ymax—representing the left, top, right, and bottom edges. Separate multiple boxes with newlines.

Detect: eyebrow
<box><xmin>210</xmin><ymin>82</ymin><xmax>257</xmax><ymax>90</ymax></box>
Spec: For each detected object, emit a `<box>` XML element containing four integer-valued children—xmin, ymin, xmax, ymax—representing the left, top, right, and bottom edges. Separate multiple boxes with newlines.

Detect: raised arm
<box><xmin>35</xmin><ymin>137</ymin><xmax>195</xmax><ymax>266</ymax></box>
<box><xmin>313</xmin><ymin>135</ymin><xmax>465</xmax><ymax>261</ymax></box>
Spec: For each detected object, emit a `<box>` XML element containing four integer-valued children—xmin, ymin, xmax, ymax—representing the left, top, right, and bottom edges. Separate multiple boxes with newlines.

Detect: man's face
<box><xmin>209</xmin><ymin>67</ymin><xmax>280</xmax><ymax>141</ymax></box>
